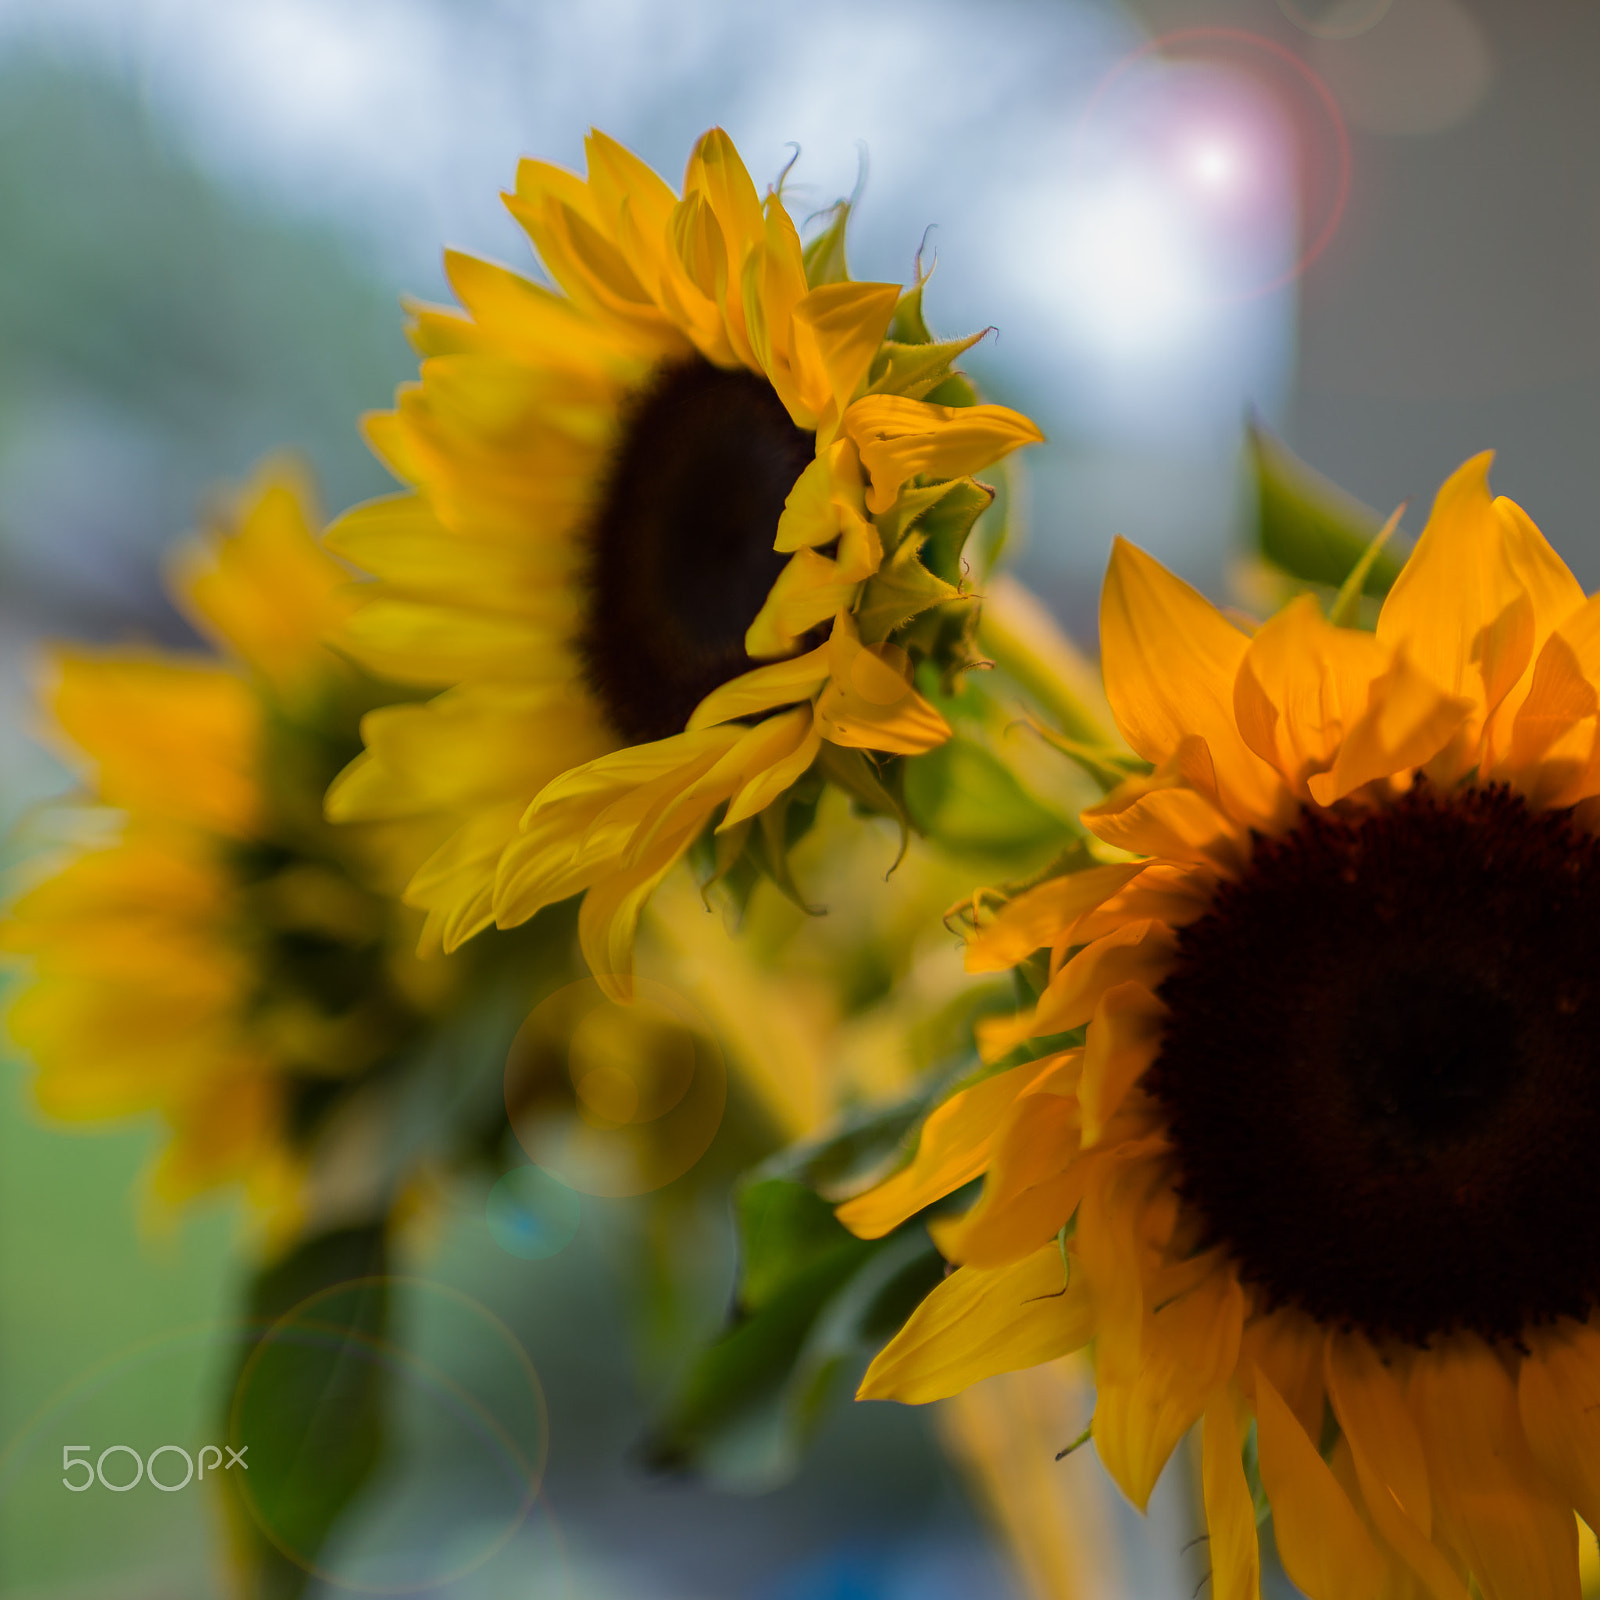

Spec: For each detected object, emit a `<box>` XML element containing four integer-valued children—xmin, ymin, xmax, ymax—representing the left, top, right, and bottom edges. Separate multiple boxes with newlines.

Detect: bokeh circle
<box><xmin>504</xmin><ymin>977</ymin><xmax>727</xmax><ymax>1198</ymax></box>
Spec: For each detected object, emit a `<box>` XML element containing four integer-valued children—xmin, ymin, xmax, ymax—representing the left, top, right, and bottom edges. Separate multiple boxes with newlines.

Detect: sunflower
<box><xmin>1</xmin><ymin>467</ymin><xmax>458</xmax><ymax>1238</ymax></box>
<box><xmin>842</xmin><ymin>454</ymin><xmax>1600</xmax><ymax>1600</ymax></box>
<box><xmin>322</xmin><ymin>127</ymin><xmax>1042</xmax><ymax>998</ymax></box>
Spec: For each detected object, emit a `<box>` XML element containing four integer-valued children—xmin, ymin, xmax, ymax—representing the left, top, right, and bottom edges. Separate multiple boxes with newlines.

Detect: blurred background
<box><xmin>1</xmin><ymin>0</ymin><xmax>1596</xmax><ymax>1594</ymax></box>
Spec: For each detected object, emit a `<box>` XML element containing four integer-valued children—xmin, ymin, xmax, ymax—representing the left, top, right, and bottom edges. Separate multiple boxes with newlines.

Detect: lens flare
<box><xmin>504</xmin><ymin>978</ymin><xmax>728</xmax><ymax>1199</ymax></box>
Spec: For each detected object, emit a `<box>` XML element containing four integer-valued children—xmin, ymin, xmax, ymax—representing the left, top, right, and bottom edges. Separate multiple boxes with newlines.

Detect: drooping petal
<box><xmin>857</xmin><ymin>1245</ymin><xmax>1094</xmax><ymax>1405</ymax></box>
<box><xmin>1202</xmin><ymin>1389</ymin><xmax>1263</xmax><ymax>1600</ymax></box>
<box><xmin>1256</xmin><ymin>1363</ymin><xmax>1388</xmax><ymax>1600</ymax></box>
<box><xmin>1518</xmin><ymin>1322</ymin><xmax>1600</xmax><ymax>1540</ymax></box>
<box><xmin>976</xmin><ymin>921</ymin><xmax>1176</xmax><ymax>1062</ymax></box>
<box><xmin>963</xmin><ymin>864</ymin><xmax>1147</xmax><ymax>974</ymax></box>
<box><xmin>1408</xmin><ymin>1341</ymin><xmax>1580</xmax><ymax>1600</ymax></box>
<box><xmin>843</xmin><ymin>394</ymin><xmax>1043</xmax><ymax>515</ymax></box>
<box><xmin>1094</xmin><ymin>1270</ymin><xmax>1244</xmax><ymax>1511</ymax></box>
<box><xmin>835</xmin><ymin>1055</ymin><xmax>1070</xmax><ymax>1240</ymax></box>
<box><xmin>1326</xmin><ymin>1332</ymin><xmax>1471</xmax><ymax>1600</ymax></box>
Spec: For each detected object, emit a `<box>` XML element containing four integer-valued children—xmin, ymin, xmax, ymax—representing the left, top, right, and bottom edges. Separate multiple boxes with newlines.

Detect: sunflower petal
<box><xmin>1377</xmin><ymin>453</ymin><xmax>1535</xmax><ymax>747</ymax></box>
<box><xmin>1326</xmin><ymin>1332</ymin><xmax>1471</xmax><ymax>1600</ymax></box>
<box><xmin>1518</xmin><ymin>1323</ymin><xmax>1600</xmax><ymax>1541</ymax></box>
<box><xmin>1100</xmin><ymin>539</ymin><xmax>1279</xmax><ymax>822</ymax></box>
<box><xmin>835</xmin><ymin>1056</ymin><xmax>1066</xmax><ymax>1240</ymax></box>
<box><xmin>844</xmin><ymin>395</ymin><xmax>1043</xmax><ymax>515</ymax></box>
<box><xmin>1409</xmin><ymin>1342</ymin><xmax>1580</xmax><ymax>1600</ymax></box>
<box><xmin>1078</xmin><ymin>981</ymin><xmax>1167</xmax><ymax>1147</ymax></box>
<box><xmin>1307</xmin><ymin>645</ymin><xmax>1475</xmax><ymax>805</ymax></box>
<box><xmin>1256</xmin><ymin>1363</ymin><xmax>1388</xmax><ymax>1600</ymax></box>
<box><xmin>856</xmin><ymin>1245</ymin><xmax>1094</xmax><ymax>1405</ymax></box>
<box><xmin>963</xmin><ymin>864</ymin><xmax>1146</xmax><ymax>974</ymax></box>
<box><xmin>1202</xmin><ymin>1390</ymin><xmax>1262</xmax><ymax>1600</ymax></box>
<box><xmin>1094</xmin><ymin>1270</ymin><xmax>1244</xmax><ymax>1512</ymax></box>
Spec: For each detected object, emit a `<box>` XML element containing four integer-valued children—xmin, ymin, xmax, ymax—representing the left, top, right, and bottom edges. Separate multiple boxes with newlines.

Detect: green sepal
<box><xmin>914</xmin><ymin>477</ymin><xmax>993</xmax><ymax>585</ymax></box>
<box><xmin>815</xmin><ymin>743</ymin><xmax>911</xmax><ymax>865</ymax></box>
<box><xmin>1250</xmin><ymin>422</ymin><xmax>1404</xmax><ymax>598</ymax></box>
<box><xmin>749</xmin><ymin>776</ymin><xmax>825</xmax><ymax>915</ymax></box>
<box><xmin>856</xmin><ymin>534</ymin><xmax>963</xmax><ymax>644</ymax></box>
<box><xmin>903</xmin><ymin>735</ymin><xmax>1068</xmax><ymax>861</ymax></box>
<box><xmin>222</xmin><ymin>1224</ymin><xmax>389</xmax><ymax>1600</ymax></box>
<box><xmin>1328</xmin><ymin>505</ymin><xmax>1404</xmax><ymax>628</ymax></box>
<box><xmin>803</xmin><ymin>200</ymin><xmax>851</xmax><ymax>288</ymax></box>
<box><xmin>1026</xmin><ymin>717</ymin><xmax>1153</xmax><ymax>794</ymax></box>
<box><xmin>886</xmin><ymin>275</ymin><xmax>934</xmax><ymax>344</ymax></box>
<box><xmin>868</xmin><ymin>330</ymin><xmax>990</xmax><ymax>402</ymax></box>
<box><xmin>920</xmin><ymin>371</ymin><xmax>979</xmax><ymax>409</ymax></box>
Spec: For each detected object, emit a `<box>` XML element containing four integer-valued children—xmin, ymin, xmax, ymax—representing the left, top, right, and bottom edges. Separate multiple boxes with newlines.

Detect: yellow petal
<box><xmin>1326</xmin><ymin>1332</ymin><xmax>1471</xmax><ymax>1600</ymax></box>
<box><xmin>1377</xmin><ymin>453</ymin><xmax>1536</xmax><ymax>752</ymax></box>
<box><xmin>747</xmin><ymin>548</ymin><xmax>866</xmax><ymax>658</ymax></box>
<box><xmin>577</xmin><ymin>827</ymin><xmax>698</xmax><ymax>1003</ymax></box>
<box><xmin>1100</xmin><ymin>539</ymin><xmax>1279</xmax><ymax>823</ymax></box>
<box><xmin>1307</xmin><ymin>645</ymin><xmax>1475</xmax><ymax>806</ymax></box>
<box><xmin>1081</xmin><ymin>762</ymin><xmax>1247</xmax><ymax>871</ymax></box>
<box><xmin>1409</xmin><ymin>1341</ymin><xmax>1580</xmax><ymax>1600</ymax></box>
<box><xmin>843</xmin><ymin>395</ymin><xmax>1044</xmax><ymax>515</ymax></box>
<box><xmin>976</xmin><ymin>921</ymin><xmax>1176</xmax><ymax>1063</ymax></box>
<box><xmin>1079</xmin><ymin>981</ymin><xmax>1167</xmax><ymax>1147</ymax></box>
<box><xmin>47</xmin><ymin>653</ymin><xmax>260</xmax><ymax>839</ymax></box>
<box><xmin>720</xmin><ymin>711</ymin><xmax>821</xmax><ymax>828</ymax></box>
<box><xmin>170</xmin><ymin>467</ymin><xmax>348</xmax><ymax>700</ymax></box>
<box><xmin>1094</xmin><ymin>1270</ymin><xmax>1244</xmax><ymax>1511</ymax></box>
<box><xmin>963</xmin><ymin>863</ymin><xmax>1146</xmax><ymax>974</ymax></box>
<box><xmin>1234</xmin><ymin>592</ymin><xmax>1394</xmax><ymax>792</ymax></box>
<box><xmin>935</xmin><ymin>1083</ymin><xmax>1085</xmax><ymax>1269</ymax></box>
<box><xmin>789</xmin><ymin>281</ymin><xmax>902</xmax><ymax>430</ymax></box>
<box><xmin>857</xmin><ymin>1245</ymin><xmax>1094</xmax><ymax>1405</ymax></box>
<box><xmin>1256</xmin><ymin>1363</ymin><xmax>1388</xmax><ymax>1600</ymax></box>
<box><xmin>685</xmin><ymin>643</ymin><xmax>831</xmax><ymax>731</ymax></box>
<box><xmin>1203</xmin><ymin>1389</ymin><xmax>1263</xmax><ymax>1600</ymax></box>
<box><xmin>1237</xmin><ymin>1309</ymin><xmax>1327</xmax><ymax>1456</ymax></box>
<box><xmin>836</xmin><ymin>1056</ymin><xmax>1066</xmax><ymax>1240</ymax></box>
<box><xmin>1518</xmin><ymin>1322</ymin><xmax>1600</xmax><ymax>1542</ymax></box>
<box><xmin>815</xmin><ymin>610</ymin><xmax>951</xmax><ymax>755</ymax></box>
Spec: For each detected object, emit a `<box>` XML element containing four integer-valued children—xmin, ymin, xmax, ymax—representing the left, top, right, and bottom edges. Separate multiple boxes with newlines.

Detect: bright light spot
<box><xmin>1188</xmin><ymin>140</ymin><xmax>1239</xmax><ymax>190</ymax></box>
<box><xmin>1055</xmin><ymin>174</ymin><xmax>1200</xmax><ymax>357</ymax></box>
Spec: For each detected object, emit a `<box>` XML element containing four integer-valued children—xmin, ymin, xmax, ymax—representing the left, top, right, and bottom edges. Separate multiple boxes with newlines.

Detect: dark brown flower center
<box><xmin>1150</xmin><ymin>781</ymin><xmax>1600</xmax><ymax>1345</ymax></box>
<box><xmin>576</xmin><ymin>356</ymin><xmax>816</xmax><ymax>744</ymax></box>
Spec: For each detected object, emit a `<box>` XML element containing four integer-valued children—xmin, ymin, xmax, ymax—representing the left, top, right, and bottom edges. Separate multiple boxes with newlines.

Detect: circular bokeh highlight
<box><xmin>504</xmin><ymin>977</ymin><xmax>727</xmax><ymax>1198</ymax></box>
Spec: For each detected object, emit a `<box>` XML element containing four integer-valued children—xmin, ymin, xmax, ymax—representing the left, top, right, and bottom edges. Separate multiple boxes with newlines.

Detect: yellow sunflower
<box><xmin>323</xmin><ymin>127</ymin><xmax>1042</xmax><ymax>997</ymax></box>
<box><xmin>842</xmin><ymin>453</ymin><xmax>1600</xmax><ymax>1600</ymax></box>
<box><xmin>1</xmin><ymin>467</ymin><xmax>456</xmax><ymax>1238</ymax></box>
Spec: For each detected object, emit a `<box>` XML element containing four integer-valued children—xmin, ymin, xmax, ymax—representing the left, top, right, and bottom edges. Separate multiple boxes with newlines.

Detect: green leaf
<box><xmin>1250</xmin><ymin>422</ymin><xmax>1404</xmax><ymax>597</ymax></box>
<box><xmin>738</xmin><ymin>1178</ymin><xmax>858</xmax><ymax>1311</ymax></box>
<box><xmin>802</xmin><ymin>199</ymin><xmax>851</xmax><ymax>288</ymax></box>
<box><xmin>1329</xmin><ymin>503</ymin><xmax>1405</xmax><ymax>628</ymax></box>
<box><xmin>749</xmin><ymin>781</ymin><xmax>825</xmax><ymax>915</ymax></box>
<box><xmin>223</xmin><ymin>1224</ymin><xmax>389</xmax><ymax>1600</ymax></box>
<box><xmin>903</xmin><ymin>735</ymin><xmax>1070</xmax><ymax>859</ymax></box>
<box><xmin>641</xmin><ymin>1181</ymin><xmax>944</xmax><ymax>1490</ymax></box>
<box><xmin>856</xmin><ymin>535</ymin><xmax>963</xmax><ymax>644</ymax></box>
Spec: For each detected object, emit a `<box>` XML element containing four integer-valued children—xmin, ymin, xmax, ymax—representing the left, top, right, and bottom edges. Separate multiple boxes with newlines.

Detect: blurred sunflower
<box><xmin>843</xmin><ymin>455</ymin><xmax>1600</xmax><ymax>1600</ymax></box>
<box><xmin>323</xmin><ymin>127</ymin><xmax>1042</xmax><ymax>996</ymax></box>
<box><xmin>1</xmin><ymin>467</ymin><xmax>459</xmax><ymax>1240</ymax></box>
